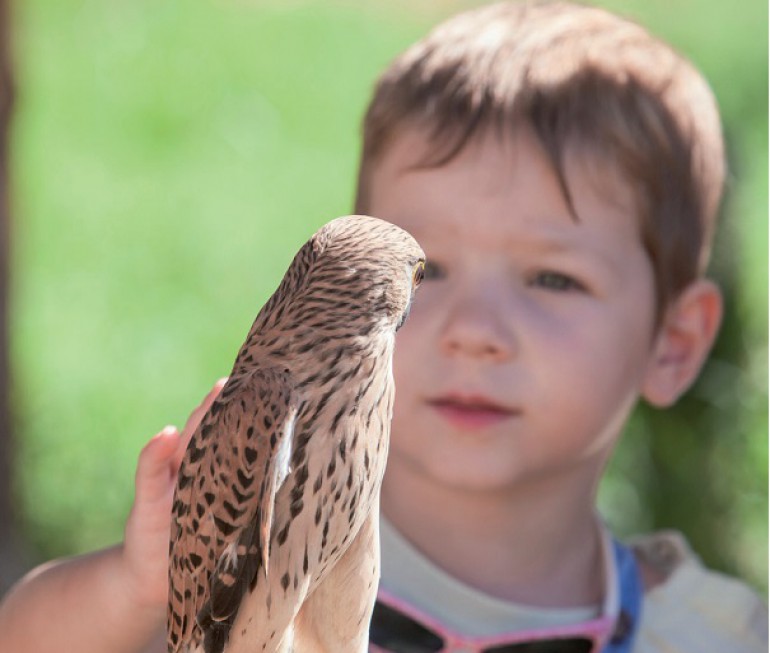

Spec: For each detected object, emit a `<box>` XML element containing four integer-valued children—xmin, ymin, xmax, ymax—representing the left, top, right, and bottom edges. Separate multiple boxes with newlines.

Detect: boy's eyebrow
<box><xmin>503</xmin><ymin>230</ymin><xmax>625</xmax><ymax>274</ymax></box>
<box><xmin>391</xmin><ymin>212</ymin><xmax>632</xmax><ymax>275</ymax></box>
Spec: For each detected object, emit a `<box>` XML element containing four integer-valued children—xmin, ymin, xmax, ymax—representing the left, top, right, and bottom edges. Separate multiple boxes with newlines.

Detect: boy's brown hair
<box><xmin>354</xmin><ymin>1</ymin><xmax>725</xmax><ymax>313</ymax></box>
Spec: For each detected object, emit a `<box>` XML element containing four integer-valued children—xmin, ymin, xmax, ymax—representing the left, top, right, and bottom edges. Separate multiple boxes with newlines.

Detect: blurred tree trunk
<box><xmin>0</xmin><ymin>0</ymin><xmax>22</xmax><ymax>594</ymax></box>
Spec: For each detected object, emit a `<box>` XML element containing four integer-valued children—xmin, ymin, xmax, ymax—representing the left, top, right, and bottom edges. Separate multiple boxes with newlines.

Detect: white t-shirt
<box><xmin>379</xmin><ymin>517</ymin><xmax>767</xmax><ymax>652</ymax></box>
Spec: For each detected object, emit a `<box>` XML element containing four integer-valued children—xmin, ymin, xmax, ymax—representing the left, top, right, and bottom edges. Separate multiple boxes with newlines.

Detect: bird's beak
<box><xmin>396</xmin><ymin>294</ymin><xmax>414</xmax><ymax>332</ymax></box>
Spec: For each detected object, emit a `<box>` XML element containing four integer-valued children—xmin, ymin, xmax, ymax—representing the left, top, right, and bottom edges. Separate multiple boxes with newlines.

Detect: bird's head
<box><xmin>236</xmin><ymin>215</ymin><xmax>424</xmax><ymax>378</ymax></box>
<box><xmin>305</xmin><ymin>215</ymin><xmax>425</xmax><ymax>336</ymax></box>
<box><xmin>249</xmin><ymin>215</ymin><xmax>424</xmax><ymax>365</ymax></box>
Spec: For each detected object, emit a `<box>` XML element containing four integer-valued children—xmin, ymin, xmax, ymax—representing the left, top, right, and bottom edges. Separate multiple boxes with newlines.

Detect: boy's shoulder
<box><xmin>628</xmin><ymin>530</ymin><xmax>767</xmax><ymax>653</ymax></box>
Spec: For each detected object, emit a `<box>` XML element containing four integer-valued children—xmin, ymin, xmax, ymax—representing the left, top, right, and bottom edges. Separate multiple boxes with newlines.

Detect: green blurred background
<box><xmin>7</xmin><ymin>0</ymin><xmax>767</xmax><ymax>594</ymax></box>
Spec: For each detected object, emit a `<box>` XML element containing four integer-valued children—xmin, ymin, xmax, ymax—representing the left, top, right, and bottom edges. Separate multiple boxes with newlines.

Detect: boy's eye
<box><xmin>530</xmin><ymin>271</ymin><xmax>585</xmax><ymax>292</ymax></box>
<box><xmin>423</xmin><ymin>259</ymin><xmax>445</xmax><ymax>281</ymax></box>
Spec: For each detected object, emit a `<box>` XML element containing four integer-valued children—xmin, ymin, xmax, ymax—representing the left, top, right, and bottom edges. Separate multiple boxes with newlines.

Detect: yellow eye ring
<box><xmin>412</xmin><ymin>260</ymin><xmax>425</xmax><ymax>287</ymax></box>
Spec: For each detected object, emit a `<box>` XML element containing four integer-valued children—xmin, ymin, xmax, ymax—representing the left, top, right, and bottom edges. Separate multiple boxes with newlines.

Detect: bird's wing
<box><xmin>168</xmin><ymin>367</ymin><xmax>298</xmax><ymax>652</ymax></box>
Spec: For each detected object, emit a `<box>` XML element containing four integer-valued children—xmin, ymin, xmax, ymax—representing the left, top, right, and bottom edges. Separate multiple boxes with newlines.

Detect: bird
<box><xmin>167</xmin><ymin>215</ymin><xmax>425</xmax><ymax>653</ymax></box>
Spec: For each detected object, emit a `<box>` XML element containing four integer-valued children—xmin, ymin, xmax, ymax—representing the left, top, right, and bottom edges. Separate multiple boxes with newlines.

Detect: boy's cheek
<box><xmin>392</xmin><ymin>347</ymin><xmax>415</xmax><ymax>390</ymax></box>
<box><xmin>394</xmin><ymin>305</ymin><xmax>427</xmax><ymax>352</ymax></box>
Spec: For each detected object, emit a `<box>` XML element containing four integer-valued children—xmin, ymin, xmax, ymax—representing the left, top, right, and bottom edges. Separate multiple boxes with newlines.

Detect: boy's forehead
<box><xmin>368</xmin><ymin>126</ymin><xmax>640</xmax><ymax>231</ymax></box>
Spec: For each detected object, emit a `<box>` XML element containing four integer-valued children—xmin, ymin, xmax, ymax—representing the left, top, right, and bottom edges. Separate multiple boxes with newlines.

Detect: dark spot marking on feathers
<box><xmin>277</xmin><ymin>522</ymin><xmax>290</xmax><ymax>546</ymax></box>
<box><xmin>309</xmin><ymin>387</ymin><xmax>335</xmax><ymax>423</ymax></box>
<box><xmin>294</xmin><ymin>464</ymin><xmax>309</xmax><ymax>487</ymax></box>
<box><xmin>237</xmin><ymin>469</ymin><xmax>252</xmax><ymax>488</ymax></box>
<box><xmin>223</xmin><ymin>500</ymin><xmax>244</xmax><ymax>521</ymax></box>
<box><xmin>331</xmin><ymin>405</ymin><xmax>346</xmax><ymax>433</ymax></box>
<box><xmin>341</xmin><ymin>358</ymin><xmax>363</xmax><ymax>384</ymax></box>
<box><xmin>290</xmin><ymin>497</ymin><xmax>304</xmax><ymax>519</ymax></box>
<box><xmin>213</xmin><ymin>516</ymin><xmax>237</xmax><ymax>537</ymax></box>
<box><xmin>188</xmin><ymin>446</ymin><xmax>206</xmax><ymax>464</ymax></box>
<box><xmin>296</xmin><ymin>371</ymin><xmax>320</xmax><ymax>389</ymax></box>
<box><xmin>232</xmin><ymin>485</ymin><xmax>254</xmax><ymax>504</ymax></box>
<box><xmin>296</xmin><ymin>339</ymin><xmax>317</xmax><ymax>354</ymax></box>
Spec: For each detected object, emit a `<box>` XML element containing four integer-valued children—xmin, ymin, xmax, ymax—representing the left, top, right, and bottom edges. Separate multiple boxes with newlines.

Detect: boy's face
<box><xmin>367</xmin><ymin>127</ymin><xmax>663</xmax><ymax>493</ymax></box>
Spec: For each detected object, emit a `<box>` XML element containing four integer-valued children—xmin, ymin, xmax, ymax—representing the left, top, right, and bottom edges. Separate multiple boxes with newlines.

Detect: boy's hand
<box><xmin>121</xmin><ymin>380</ymin><xmax>227</xmax><ymax>611</ymax></box>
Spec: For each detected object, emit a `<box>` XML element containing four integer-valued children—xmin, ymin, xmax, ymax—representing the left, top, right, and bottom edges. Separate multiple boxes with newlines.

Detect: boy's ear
<box><xmin>641</xmin><ymin>279</ymin><xmax>723</xmax><ymax>407</ymax></box>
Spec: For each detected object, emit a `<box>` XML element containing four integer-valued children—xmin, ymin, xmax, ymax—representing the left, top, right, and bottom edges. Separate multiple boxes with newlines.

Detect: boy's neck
<box><xmin>380</xmin><ymin>463</ymin><xmax>605</xmax><ymax>608</ymax></box>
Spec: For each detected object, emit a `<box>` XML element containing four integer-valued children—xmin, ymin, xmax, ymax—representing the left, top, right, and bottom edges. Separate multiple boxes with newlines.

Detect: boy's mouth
<box><xmin>427</xmin><ymin>393</ymin><xmax>518</xmax><ymax>430</ymax></box>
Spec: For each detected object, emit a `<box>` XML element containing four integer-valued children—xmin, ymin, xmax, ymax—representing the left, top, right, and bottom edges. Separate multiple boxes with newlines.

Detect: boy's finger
<box><xmin>134</xmin><ymin>426</ymin><xmax>180</xmax><ymax>504</ymax></box>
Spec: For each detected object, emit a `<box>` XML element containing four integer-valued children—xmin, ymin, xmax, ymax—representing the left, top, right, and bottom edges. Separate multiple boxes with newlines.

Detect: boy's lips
<box><xmin>427</xmin><ymin>393</ymin><xmax>518</xmax><ymax>430</ymax></box>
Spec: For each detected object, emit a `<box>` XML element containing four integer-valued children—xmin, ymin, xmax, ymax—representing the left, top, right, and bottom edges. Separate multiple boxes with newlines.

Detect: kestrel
<box><xmin>167</xmin><ymin>215</ymin><xmax>425</xmax><ymax>653</ymax></box>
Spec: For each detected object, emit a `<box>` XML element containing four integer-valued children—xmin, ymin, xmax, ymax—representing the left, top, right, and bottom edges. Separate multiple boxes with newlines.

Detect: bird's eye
<box><xmin>412</xmin><ymin>261</ymin><xmax>425</xmax><ymax>288</ymax></box>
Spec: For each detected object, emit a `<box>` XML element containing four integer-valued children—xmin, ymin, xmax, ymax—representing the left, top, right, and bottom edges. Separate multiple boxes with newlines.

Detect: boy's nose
<box><xmin>438</xmin><ymin>290</ymin><xmax>515</xmax><ymax>363</ymax></box>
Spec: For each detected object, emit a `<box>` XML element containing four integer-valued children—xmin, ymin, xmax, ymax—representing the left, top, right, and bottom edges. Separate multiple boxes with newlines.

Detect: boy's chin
<box><xmin>390</xmin><ymin>449</ymin><xmax>537</xmax><ymax>494</ymax></box>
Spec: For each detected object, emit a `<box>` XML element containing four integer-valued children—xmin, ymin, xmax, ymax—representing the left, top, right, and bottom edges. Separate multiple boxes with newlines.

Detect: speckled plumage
<box><xmin>168</xmin><ymin>215</ymin><xmax>424</xmax><ymax>653</ymax></box>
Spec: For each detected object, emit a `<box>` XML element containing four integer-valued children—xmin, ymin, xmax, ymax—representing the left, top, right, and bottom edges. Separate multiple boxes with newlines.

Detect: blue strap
<box><xmin>603</xmin><ymin>540</ymin><xmax>643</xmax><ymax>653</ymax></box>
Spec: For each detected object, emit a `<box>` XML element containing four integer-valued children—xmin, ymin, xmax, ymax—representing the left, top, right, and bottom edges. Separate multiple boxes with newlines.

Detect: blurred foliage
<box><xmin>7</xmin><ymin>0</ymin><xmax>766</xmax><ymax>594</ymax></box>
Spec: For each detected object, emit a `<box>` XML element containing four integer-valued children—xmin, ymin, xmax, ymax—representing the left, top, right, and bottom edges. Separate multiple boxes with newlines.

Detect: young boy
<box><xmin>0</xmin><ymin>2</ymin><xmax>765</xmax><ymax>652</ymax></box>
